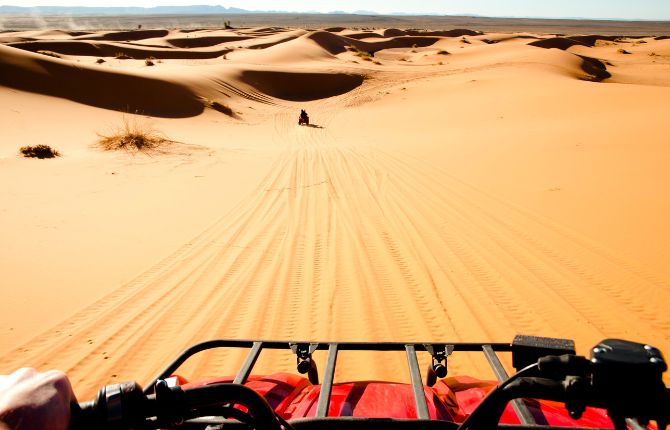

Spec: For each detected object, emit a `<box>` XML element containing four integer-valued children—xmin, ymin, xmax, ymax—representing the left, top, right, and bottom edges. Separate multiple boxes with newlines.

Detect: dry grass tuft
<box><xmin>145</xmin><ymin>57</ymin><xmax>155</xmax><ymax>66</ymax></box>
<box><xmin>20</xmin><ymin>144</ymin><xmax>60</xmax><ymax>159</ymax></box>
<box><xmin>97</xmin><ymin>116</ymin><xmax>173</xmax><ymax>152</ymax></box>
<box><xmin>115</xmin><ymin>52</ymin><xmax>133</xmax><ymax>59</ymax></box>
<box><xmin>617</xmin><ymin>48</ymin><xmax>631</xmax><ymax>54</ymax></box>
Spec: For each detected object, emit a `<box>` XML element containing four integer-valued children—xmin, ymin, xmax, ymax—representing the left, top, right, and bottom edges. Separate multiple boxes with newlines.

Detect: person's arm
<box><xmin>0</xmin><ymin>368</ymin><xmax>74</xmax><ymax>430</ymax></box>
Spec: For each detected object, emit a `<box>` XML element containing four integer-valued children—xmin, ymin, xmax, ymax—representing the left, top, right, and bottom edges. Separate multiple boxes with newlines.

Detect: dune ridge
<box><xmin>8</xmin><ymin>40</ymin><xmax>234</xmax><ymax>59</ymax></box>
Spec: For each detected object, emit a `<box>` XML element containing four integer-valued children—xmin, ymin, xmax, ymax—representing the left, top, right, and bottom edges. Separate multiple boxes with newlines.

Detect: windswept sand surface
<box><xmin>1</xmin><ymin>26</ymin><xmax>670</xmax><ymax>398</ymax></box>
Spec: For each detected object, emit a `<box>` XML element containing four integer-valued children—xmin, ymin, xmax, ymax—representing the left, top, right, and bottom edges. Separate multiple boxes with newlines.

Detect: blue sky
<box><xmin>6</xmin><ymin>0</ymin><xmax>670</xmax><ymax>20</ymax></box>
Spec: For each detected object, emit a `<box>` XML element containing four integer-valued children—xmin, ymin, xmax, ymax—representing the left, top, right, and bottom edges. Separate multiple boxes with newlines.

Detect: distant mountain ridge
<box><xmin>0</xmin><ymin>5</ymin><xmax>254</xmax><ymax>15</ymax></box>
<box><xmin>0</xmin><ymin>5</ymin><xmax>435</xmax><ymax>16</ymax></box>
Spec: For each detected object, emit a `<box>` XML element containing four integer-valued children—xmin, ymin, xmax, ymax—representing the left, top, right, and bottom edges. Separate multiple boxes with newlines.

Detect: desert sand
<box><xmin>1</xmin><ymin>24</ymin><xmax>669</xmax><ymax>399</ymax></box>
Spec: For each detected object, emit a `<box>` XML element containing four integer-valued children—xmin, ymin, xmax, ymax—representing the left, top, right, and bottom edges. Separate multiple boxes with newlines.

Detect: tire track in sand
<box><xmin>3</xmin><ymin>98</ymin><xmax>670</xmax><ymax>396</ymax></box>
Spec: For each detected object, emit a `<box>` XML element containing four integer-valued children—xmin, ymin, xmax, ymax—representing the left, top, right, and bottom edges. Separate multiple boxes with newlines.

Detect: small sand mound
<box><xmin>325</xmin><ymin>27</ymin><xmax>346</xmax><ymax>33</ymax></box>
<box><xmin>239</xmin><ymin>70</ymin><xmax>364</xmax><ymax>101</ymax></box>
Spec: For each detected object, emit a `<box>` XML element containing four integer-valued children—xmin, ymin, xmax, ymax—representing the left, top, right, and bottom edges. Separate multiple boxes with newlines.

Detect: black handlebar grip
<box><xmin>69</xmin><ymin>400</ymin><xmax>97</xmax><ymax>430</ymax></box>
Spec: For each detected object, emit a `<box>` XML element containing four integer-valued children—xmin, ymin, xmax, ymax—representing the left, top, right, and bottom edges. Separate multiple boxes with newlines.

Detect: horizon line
<box><xmin>1</xmin><ymin>5</ymin><xmax>669</xmax><ymax>22</ymax></box>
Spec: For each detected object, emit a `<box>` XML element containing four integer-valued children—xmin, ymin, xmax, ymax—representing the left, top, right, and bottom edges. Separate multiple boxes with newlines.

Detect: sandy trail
<box><xmin>3</xmin><ymin>99</ymin><xmax>669</xmax><ymax>398</ymax></box>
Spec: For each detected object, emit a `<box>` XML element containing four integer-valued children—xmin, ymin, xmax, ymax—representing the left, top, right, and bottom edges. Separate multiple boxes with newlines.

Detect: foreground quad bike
<box><xmin>72</xmin><ymin>335</ymin><xmax>669</xmax><ymax>430</ymax></box>
<box><xmin>298</xmin><ymin>114</ymin><xmax>309</xmax><ymax>125</ymax></box>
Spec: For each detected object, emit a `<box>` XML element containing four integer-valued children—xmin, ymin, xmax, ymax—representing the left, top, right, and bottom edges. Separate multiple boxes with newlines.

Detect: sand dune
<box><xmin>306</xmin><ymin>31</ymin><xmax>355</xmax><ymax>55</ymax></box>
<box><xmin>85</xmin><ymin>29</ymin><xmax>170</xmax><ymax>41</ymax></box>
<box><xmin>1</xmin><ymin>25</ymin><xmax>669</xmax><ymax>400</ymax></box>
<box><xmin>529</xmin><ymin>35</ymin><xmax>620</xmax><ymax>50</ymax></box>
<box><xmin>529</xmin><ymin>37</ymin><xmax>590</xmax><ymax>50</ymax></box>
<box><xmin>406</xmin><ymin>29</ymin><xmax>482</xmax><ymax>37</ymax></box>
<box><xmin>8</xmin><ymin>39</ymin><xmax>233</xmax><ymax>59</ymax></box>
<box><xmin>167</xmin><ymin>35</ymin><xmax>253</xmax><ymax>48</ymax></box>
<box><xmin>229</xmin><ymin>32</ymin><xmax>339</xmax><ymax>64</ymax></box>
<box><xmin>341</xmin><ymin>31</ymin><xmax>385</xmax><ymax>40</ymax></box>
<box><xmin>351</xmin><ymin>36</ymin><xmax>442</xmax><ymax>55</ymax></box>
<box><xmin>0</xmin><ymin>45</ymin><xmax>204</xmax><ymax>117</ymax></box>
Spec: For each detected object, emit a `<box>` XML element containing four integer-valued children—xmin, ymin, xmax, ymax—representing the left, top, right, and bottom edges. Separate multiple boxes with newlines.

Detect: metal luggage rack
<box><xmin>146</xmin><ymin>336</ymin><xmax>582</xmax><ymax>427</ymax></box>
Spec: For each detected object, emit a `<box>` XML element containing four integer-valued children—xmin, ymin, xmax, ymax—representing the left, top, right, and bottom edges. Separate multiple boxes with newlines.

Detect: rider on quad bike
<box><xmin>299</xmin><ymin>109</ymin><xmax>309</xmax><ymax>126</ymax></box>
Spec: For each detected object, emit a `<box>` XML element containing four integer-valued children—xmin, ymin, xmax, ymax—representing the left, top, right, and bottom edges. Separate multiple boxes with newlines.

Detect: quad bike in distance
<box><xmin>299</xmin><ymin>111</ymin><xmax>309</xmax><ymax>126</ymax></box>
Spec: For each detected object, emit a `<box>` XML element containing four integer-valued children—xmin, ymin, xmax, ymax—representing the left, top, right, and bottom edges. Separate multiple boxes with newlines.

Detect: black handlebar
<box><xmin>457</xmin><ymin>375</ymin><xmax>670</xmax><ymax>430</ymax></box>
<box><xmin>458</xmin><ymin>340</ymin><xmax>669</xmax><ymax>430</ymax></box>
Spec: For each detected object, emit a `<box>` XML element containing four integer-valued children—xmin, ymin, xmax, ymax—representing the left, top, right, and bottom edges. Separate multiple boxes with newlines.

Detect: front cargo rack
<box><xmin>145</xmin><ymin>336</ymin><xmax>583</xmax><ymax>427</ymax></box>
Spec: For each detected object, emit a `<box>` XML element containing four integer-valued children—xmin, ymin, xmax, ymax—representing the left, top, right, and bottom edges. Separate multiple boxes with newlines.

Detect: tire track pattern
<box><xmin>2</xmin><ymin>100</ymin><xmax>669</xmax><ymax>397</ymax></box>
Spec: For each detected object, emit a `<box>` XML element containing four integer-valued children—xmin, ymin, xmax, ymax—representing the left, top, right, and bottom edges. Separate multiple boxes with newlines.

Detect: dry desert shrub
<box><xmin>97</xmin><ymin>116</ymin><xmax>173</xmax><ymax>152</ymax></box>
<box><xmin>348</xmin><ymin>45</ymin><xmax>373</xmax><ymax>59</ymax></box>
<box><xmin>617</xmin><ymin>48</ymin><xmax>631</xmax><ymax>54</ymax></box>
<box><xmin>207</xmin><ymin>100</ymin><xmax>235</xmax><ymax>116</ymax></box>
<box><xmin>437</xmin><ymin>50</ymin><xmax>450</xmax><ymax>55</ymax></box>
<box><xmin>96</xmin><ymin>58</ymin><xmax>106</xmax><ymax>64</ymax></box>
<box><xmin>115</xmin><ymin>52</ymin><xmax>133</xmax><ymax>59</ymax></box>
<box><xmin>145</xmin><ymin>57</ymin><xmax>155</xmax><ymax>66</ymax></box>
<box><xmin>20</xmin><ymin>144</ymin><xmax>60</xmax><ymax>159</ymax></box>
